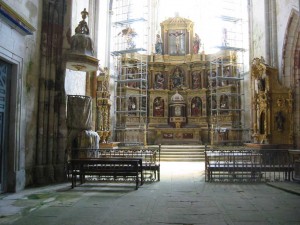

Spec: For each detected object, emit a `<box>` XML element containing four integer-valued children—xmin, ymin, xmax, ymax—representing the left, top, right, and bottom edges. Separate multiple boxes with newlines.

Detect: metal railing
<box><xmin>205</xmin><ymin>147</ymin><xmax>294</xmax><ymax>182</ymax></box>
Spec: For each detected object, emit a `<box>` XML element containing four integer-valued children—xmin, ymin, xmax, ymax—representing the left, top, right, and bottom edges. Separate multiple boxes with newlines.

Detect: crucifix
<box><xmin>169</xmin><ymin>31</ymin><xmax>185</xmax><ymax>54</ymax></box>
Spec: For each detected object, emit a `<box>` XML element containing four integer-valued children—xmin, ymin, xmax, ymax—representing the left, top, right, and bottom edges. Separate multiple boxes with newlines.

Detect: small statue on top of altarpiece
<box><xmin>193</xmin><ymin>33</ymin><xmax>201</xmax><ymax>54</ymax></box>
<box><xmin>155</xmin><ymin>34</ymin><xmax>163</xmax><ymax>54</ymax></box>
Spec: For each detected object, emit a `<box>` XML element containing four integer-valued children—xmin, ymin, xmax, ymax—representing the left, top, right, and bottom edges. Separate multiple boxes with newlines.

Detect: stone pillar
<box><xmin>265</xmin><ymin>0</ymin><xmax>278</xmax><ymax>67</ymax></box>
<box><xmin>35</xmin><ymin>0</ymin><xmax>71</xmax><ymax>184</ymax></box>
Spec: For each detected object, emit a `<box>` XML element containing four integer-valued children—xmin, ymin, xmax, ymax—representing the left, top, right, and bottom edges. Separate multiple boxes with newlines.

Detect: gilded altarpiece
<box><xmin>96</xmin><ymin>68</ymin><xmax>112</xmax><ymax>146</ymax></box>
<box><xmin>148</xmin><ymin>62</ymin><xmax>209</xmax><ymax>144</ymax></box>
<box><xmin>147</xmin><ymin>15</ymin><xmax>241</xmax><ymax>145</ymax></box>
<box><xmin>113</xmin><ymin>15</ymin><xmax>245</xmax><ymax>145</ymax></box>
<box><xmin>251</xmin><ymin>58</ymin><xmax>294</xmax><ymax>147</ymax></box>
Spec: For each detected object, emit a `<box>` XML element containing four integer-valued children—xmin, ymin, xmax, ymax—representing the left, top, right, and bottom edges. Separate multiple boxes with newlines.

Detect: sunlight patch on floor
<box><xmin>160</xmin><ymin>162</ymin><xmax>205</xmax><ymax>176</ymax></box>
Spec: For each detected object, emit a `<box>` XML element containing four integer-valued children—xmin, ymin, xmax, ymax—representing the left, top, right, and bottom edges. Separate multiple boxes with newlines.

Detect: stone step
<box><xmin>161</xmin><ymin>152</ymin><xmax>203</xmax><ymax>155</ymax></box>
<box><xmin>159</xmin><ymin>144</ymin><xmax>206</xmax><ymax>162</ymax></box>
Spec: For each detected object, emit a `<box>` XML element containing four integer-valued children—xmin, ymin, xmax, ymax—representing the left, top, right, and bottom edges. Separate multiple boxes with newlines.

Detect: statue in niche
<box><xmin>155</xmin><ymin>34</ymin><xmax>163</xmax><ymax>54</ymax></box>
<box><xmin>220</xmin><ymin>95</ymin><xmax>229</xmax><ymax>114</ymax></box>
<box><xmin>153</xmin><ymin>97</ymin><xmax>164</xmax><ymax>117</ymax></box>
<box><xmin>169</xmin><ymin>31</ymin><xmax>185</xmax><ymax>54</ymax></box>
<box><xmin>192</xmin><ymin>71</ymin><xmax>200</xmax><ymax>89</ymax></box>
<box><xmin>127</xmin><ymin>68</ymin><xmax>136</xmax><ymax>88</ymax></box>
<box><xmin>275</xmin><ymin>111</ymin><xmax>285</xmax><ymax>132</ymax></box>
<box><xmin>191</xmin><ymin>97</ymin><xmax>202</xmax><ymax>116</ymax></box>
<box><xmin>193</xmin><ymin>33</ymin><xmax>201</xmax><ymax>54</ymax></box>
<box><xmin>128</xmin><ymin>97</ymin><xmax>137</xmax><ymax>115</ymax></box>
<box><xmin>154</xmin><ymin>72</ymin><xmax>165</xmax><ymax>89</ymax></box>
<box><xmin>172</xmin><ymin>67</ymin><xmax>184</xmax><ymax>89</ymax></box>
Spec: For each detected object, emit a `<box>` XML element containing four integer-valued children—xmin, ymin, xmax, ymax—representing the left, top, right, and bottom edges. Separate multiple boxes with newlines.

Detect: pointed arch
<box><xmin>282</xmin><ymin>9</ymin><xmax>300</xmax><ymax>86</ymax></box>
<box><xmin>282</xmin><ymin>9</ymin><xmax>300</xmax><ymax>148</ymax></box>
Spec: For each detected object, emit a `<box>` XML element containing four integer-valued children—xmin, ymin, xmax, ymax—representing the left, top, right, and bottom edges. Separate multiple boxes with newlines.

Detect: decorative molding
<box><xmin>0</xmin><ymin>1</ymin><xmax>36</xmax><ymax>35</ymax></box>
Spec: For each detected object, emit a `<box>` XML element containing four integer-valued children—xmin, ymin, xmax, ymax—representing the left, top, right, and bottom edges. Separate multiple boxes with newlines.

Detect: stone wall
<box><xmin>0</xmin><ymin>0</ymin><xmax>40</xmax><ymax>191</ymax></box>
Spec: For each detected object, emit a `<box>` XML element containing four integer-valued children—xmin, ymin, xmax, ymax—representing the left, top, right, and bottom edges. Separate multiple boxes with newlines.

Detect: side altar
<box><xmin>249</xmin><ymin>57</ymin><xmax>294</xmax><ymax>148</ymax></box>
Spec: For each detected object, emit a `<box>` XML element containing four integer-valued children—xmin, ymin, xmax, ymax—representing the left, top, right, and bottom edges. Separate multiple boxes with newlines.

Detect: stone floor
<box><xmin>0</xmin><ymin>162</ymin><xmax>300</xmax><ymax>225</ymax></box>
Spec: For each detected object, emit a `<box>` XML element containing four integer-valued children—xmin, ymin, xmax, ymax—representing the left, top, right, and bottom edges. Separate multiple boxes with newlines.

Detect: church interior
<box><xmin>0</xmin><ymin>0</ymin><xmax>299</xmax><ymax>195</ymax></box>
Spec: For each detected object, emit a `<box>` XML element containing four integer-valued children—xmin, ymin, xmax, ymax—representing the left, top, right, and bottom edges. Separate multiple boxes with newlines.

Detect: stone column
<box><xmin>265</xmin><ymin>0</ymin><xmax>278</xmax><ymax>67</ymax></box>
<box><xmin>36</xmin><ymin>0</ymin><xmax>71</xmax><ymax>184</ymax></box>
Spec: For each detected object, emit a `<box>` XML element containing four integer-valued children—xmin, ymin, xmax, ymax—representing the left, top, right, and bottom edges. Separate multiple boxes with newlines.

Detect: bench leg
<box><xmin>71</xmin><ymin>173</ymin><xmax>75</xmax><ymax>188</ymax></box>
<box><xmin>136</xmin><ymin>172</ymin><xmax>139</xmax><ymax>190</ymax></box>
<box><xmin>140</xmin><ymin>170</ymin><xmax>144</xmax><ymax>186</ymax></box>
<box><xmin>209</xmin><ymin>170</ymin><xmax>212</xmax><ymax>182</ymax></box>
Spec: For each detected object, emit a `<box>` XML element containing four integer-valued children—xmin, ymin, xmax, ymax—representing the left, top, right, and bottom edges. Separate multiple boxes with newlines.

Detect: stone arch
<box><xmin>282</xmin><ymin>9</ymin><xmax>300</xmax><ymax>147</ymax></box>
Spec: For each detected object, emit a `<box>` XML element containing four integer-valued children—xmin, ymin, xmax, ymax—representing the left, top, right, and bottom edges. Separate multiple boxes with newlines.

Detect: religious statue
<box><xmin>222</xmin><ymin>68</ymin><xmax>230</xmax><ymax>86</ymax></box>
<box><xmin>169</xmin><ymin>31</ymin><xmax>185</xmax><ymax>54</ymax></box>
<box><xmin>155</xmin><ymin>34</ymin><xmax>163</xmax><ymax>54</ymax></box>
<box><xmin>155</xmin><ymin>72</ymin><xmax>165</xmax><ymax>89</ymax></box>
<box><xmin>220</xmin><ymin>95</ymin><xmax>229</xmax><ymax>114</ymax></box>
<box><xmin>128</xmin><ymin>97</ymin><xmax>137</xmax><ymax>115</ymax></box>
<box><xmin>191</xmin><ymin>97</ymin><xmax>202</xmax><ymax>116</ymax></box>
<box><xmin>172</xmin><ymin>67</ymin><xmax>183</xmax><ymax>89</ymax></box>
<box><xmin>118</xmin><ymin>27</ymin><xmax>137</xmax><ymax>49</ymax></box>
<box><xmin>127</xmin><ymin>68</ymin><xmax>136</xmax><ymax>88</ymax></box>
<box><xmin>192</xmin><ymin>72</ymin><xmax>200</xmax><ymax>89</ymax></box>
<box><xmin>193</xmin><ymin>33</ymin><xmax>201</xmax><ymax>54</ymax></box>
<box><xmin>153</xmin><ymin>97</ymin><xmax>164</xmax><ymax>117</ymax></box>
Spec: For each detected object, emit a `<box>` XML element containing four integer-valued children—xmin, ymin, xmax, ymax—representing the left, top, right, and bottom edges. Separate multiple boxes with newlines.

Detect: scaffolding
<box><xmin>111</xmin><ymin>0</ymin><xmax>149</xmax><ymax>146</ymax></box>
<box><xmin>209</xmin><ymin>0</ymin><xmax>249</xmax><ymax>145</ymax></box>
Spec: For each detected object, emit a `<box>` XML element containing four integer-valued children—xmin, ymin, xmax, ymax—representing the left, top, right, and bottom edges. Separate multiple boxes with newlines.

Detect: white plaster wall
<box><xmin>65</xmin><ymin>69</ymin><xmax>86</xmax><ymax>95</ymax></box>
<box><xmin>0</xmin><ymin>0</ymin><xmax>41</xmax><ymax>191</ymax></box>
<box><xmin>276</xmin><ymin>0</ymin><xmax>299</xmax><ymax>75</ymax></box>
<box><xmin>250</xmin><ymin>0</ymin><xmax>267</xmax><ymax>59</ymax></box>
<box><xmin>1</xmin><ymin>0</ymin><xmax>39</xmax><ymax>27</ymax></box>
<box><xmin>97</xmin><ymin>0</ymin><xmax>109</xmax><ymax>67</ymax></box>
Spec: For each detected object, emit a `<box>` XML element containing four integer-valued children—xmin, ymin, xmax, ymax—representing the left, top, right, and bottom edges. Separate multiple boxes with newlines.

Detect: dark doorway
<box><xmin>0</xmin><ymin>59</ymin><xmax>11</xmax><ymax>193</ymax></box>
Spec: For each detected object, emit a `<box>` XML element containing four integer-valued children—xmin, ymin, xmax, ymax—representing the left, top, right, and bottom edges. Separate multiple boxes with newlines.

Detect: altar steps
<box><xmin>159</xmin><ymin>145</ymin><xmax>205</xmax><ymax>162</ymax></box>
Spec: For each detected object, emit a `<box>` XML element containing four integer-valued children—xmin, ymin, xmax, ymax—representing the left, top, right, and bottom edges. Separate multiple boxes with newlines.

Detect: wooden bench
<box><xmin>71</xmin><ymin>146</ymin><xmax>160</xmax><ymax>182</ymax></box>
<box><xmin>205</xmin><ymin>147</ymin><xmax>294</xmax><ymax>182</ymax></box>
<box><xmin>70</xmin><ymin>158</ymin><xmax>143</xmax><ymax>190</ymax></box>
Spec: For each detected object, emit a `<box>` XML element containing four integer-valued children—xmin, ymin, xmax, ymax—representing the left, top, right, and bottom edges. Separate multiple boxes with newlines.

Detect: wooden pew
<box><xmin>70</xmin><ymin>158</ymin><xmax>142</xmax><ymax>190</ymax></box>
<box><xmin>70</xmin><ymin>146</ymin><xmax>160</xmax><ymax>182</ymax></box>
